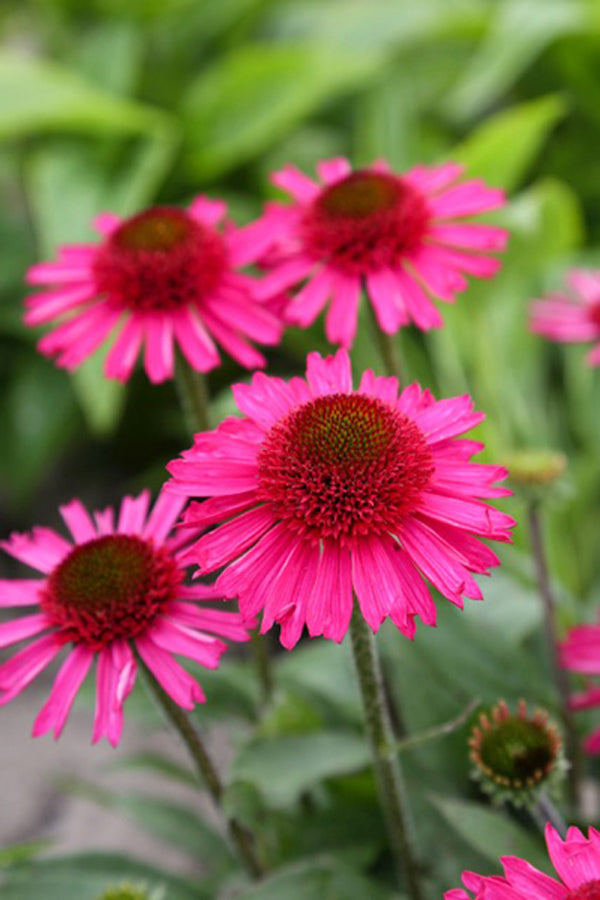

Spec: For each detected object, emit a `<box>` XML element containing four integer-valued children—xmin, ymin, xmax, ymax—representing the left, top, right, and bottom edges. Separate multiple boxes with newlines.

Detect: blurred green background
<box><xmin>3</xmin><ymin>1</ymin><xmax>600</xmax><ymax>896</ymax></box>
<box><xmin>3</xmin><ymin>0</ymin><xmax>600</xmax><ymax>600</ymax></box>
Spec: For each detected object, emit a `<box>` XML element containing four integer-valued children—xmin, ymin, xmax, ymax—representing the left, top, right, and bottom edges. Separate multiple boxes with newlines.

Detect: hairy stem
<box><xmin>528</xmin><ymin>501</ymin><xmax>581</xmax><ymax>812</ymax></box>
<box><xmin>349</xmin><ymin>605</ymin><xmax>423</xmax><ymax>898</ymax></box>
<box><xmin>174</xmin><ymin>351</ymin><xmax>210</xmax><ymax>434</ymax></box>
<box><xmin>140</xmin><ymin>662</ymin><xmax>264</xmax><ymax>879</ymax></box>
<box><xmin>366</xmin><ymin>302</ymin><xmax>405</xmax><ymax>386</ymax></box>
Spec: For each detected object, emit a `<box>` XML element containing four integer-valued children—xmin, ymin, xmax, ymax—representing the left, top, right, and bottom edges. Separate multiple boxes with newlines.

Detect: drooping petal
<box><xmin>32</xmin><ymin>645</ymin><xmax>94</xmax><ymax>739</ymax></box>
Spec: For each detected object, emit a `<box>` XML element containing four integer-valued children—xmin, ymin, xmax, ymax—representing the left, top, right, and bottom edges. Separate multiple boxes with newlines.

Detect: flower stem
<box><xmin>174</xmin><ymin>350</ymin><xmax>210</xmax><ymax>434</ymax></box>
<box><xmin>140</xmin><ymin>662</ymin><xmax>264</xmax><ymax>879</ymax></box>
<box><xmin>250</xmin><ymin>628</ymin><xmax>274</xmax><ymax>704</ymax></box>
<box><xmin>530</xmin><ymin>790</ymin><xmax>568</xmax><ymax>839</ymax></box>
<box><xmin>527</xmin><ymin>501</ymin><xmax>581</xmax><ymax>812</ymax></box>
<box><xmin>349</xmin><ymin>605</ymin><xmax>423</xmax><ymax>898</ymax></box>
<box><xmin>173</xmin><ymin>354</ymin><xmax>275</xmax><ymax>712</ymax></box>
<box><xmin>366</xmin><ymin>303</ymin><xmax>405</xmax><ymax>386</ymax></box>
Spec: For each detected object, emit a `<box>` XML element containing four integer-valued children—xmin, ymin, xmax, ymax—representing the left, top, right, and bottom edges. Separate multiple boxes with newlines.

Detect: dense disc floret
<box><xmin>445</xmin><ymin>823</ymin><xmax>600</xmax><ymax>899</ymax></box>
<box><xmin>24</xmin><ymin>196</ymin><xmax>283</xmax><ymax>382</ymax></box>
<box><xmin>530</xmin><ymin>269</ymin><xmax>600</xmax><ymax>366</ymax></box>
<box><xmin>257</xmin><ymin>393</ymin><xmax>433</xmax><ymax>541</ymax></box>
<box><xmin>238</xmin><ymin>157</ymin><xmax>507</xmax><ymax>347</ymax></box>
<box><xmin>41</xmin><ymin>534</ymin><xmax>181</xmax><ymax>650</ymax></box>
<box><xmin>300</xmin><ymin>171</ymin><xmax>429</xmax><ymax>276</ymax></box>
<box><xmin>94</xmin><ymin>208</ymin><xmax>227</xmax><ymax>312</ymax></box>
<box><xmin>0</xmin><ymin>489</ymin><xmax>252</xmax><ymax>744</ymax></box>
<box><xmin>167</xmin><ymin>349</ymin><xmax>514</xmax><ymax>648</ymax></box>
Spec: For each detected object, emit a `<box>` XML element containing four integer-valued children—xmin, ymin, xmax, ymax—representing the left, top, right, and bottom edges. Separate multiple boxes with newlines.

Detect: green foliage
<box><xmin>2</xmin><ymin>0</ymin><xmax>600</xmax><ymax>896</ymax></box>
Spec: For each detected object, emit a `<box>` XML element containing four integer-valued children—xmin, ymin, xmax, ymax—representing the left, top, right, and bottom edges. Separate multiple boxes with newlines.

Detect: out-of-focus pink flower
<box><xmin>234</xmin><ymin>157</ymin><xmax>507</xmax><ymax>346</ymax></box>
<box><xmin>561</xmin><ymin>619</ymin><xmax>600</xmax><ymax>754</ymax></box>
<box><xmin>530</xmin><ymin>270</ymin><xmax>600</xmax><ymax>365</ymax></box>
<box><xmin>24</xmin><ymin>200</ymin><xmax>283</xmax><ymax>382</ymax></box>
<box><xmin>0</xmin><ymin>489</ymin><xmax>252</xmax><ymax>745</ymax></box>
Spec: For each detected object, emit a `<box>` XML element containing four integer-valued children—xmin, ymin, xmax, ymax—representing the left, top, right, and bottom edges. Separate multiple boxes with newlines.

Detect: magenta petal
<box><xmin>144</xmin><ymin>315</ymin><xmax>175</xmax><ymax>383</ymax></box>
<box><xmin>92</xmin><ymin>642</ymin><xmax>136</xmax><ymax>747</ymax></box>
<box><xmin>143</xmin><ymin>490</ymin><xmax>186</xmax><ymax>544</ymax></box>
<box><xmin>306</xmin><ymin>348</ymin><xmax>352</xmax><ymax>396</ymax></box>
<box><xmin>32</xmin><ymin>645</ymin><xmax>94</xmax><ymax>739</ymax></box>
<box><xmin>325</xmin><ymin>274</ymin><xmax>361</xmax><ymax>347</ymax></box>
<box><xmin>117</xmin><ymin>490</ymin><xmax>151</xmax><ymax>535</ymax></box>
<box><xmin>0</xmin><ymin>579</ymin><xmax>45</xmax><ymax>608</ymax></box>
<box><xmin>0</xmin><ymin>613</ymin><xmax>50</xmax><ymax>648</ymax></box>
<box><xmin>190</xmin><ymin>506</ymin><xmax>273</xmax><ymax>572</ymax></box>
<box><xmin>135</xmin><ymin>635</ymin><xmax>205</xmax><ymax>709</ymax></box>
<box><xmin>0</xmin><ymin>633</ymin><xmax>63</xmax><ymax>697</ymax></box>
<box><xmin>59</xmin><ymin>498</ymin><xmax>98</xmax><ymax>543</ymax></box>
<box><xmin>306</xmin><ymin>541</ymin><xmax>353</xmax><ymax>642</ymax></box>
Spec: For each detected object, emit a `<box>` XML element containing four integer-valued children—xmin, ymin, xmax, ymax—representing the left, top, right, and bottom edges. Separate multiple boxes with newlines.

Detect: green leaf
<box><xmin>270</xmin><ymin>0</ymin><xmax>484</xmax><ymax>51</ymax></box>
<box><xmin>0</xmin><ymin>854</ymin><xmax>202</xmax><ymax>900</ymax></box>
<box><xmin>182</xmin><ymin>43</ymin><xmax>383</xmax><ymax>177</ymax></box>
<box><xmin>230</xmin><ymin>732</ymin><xmax>370</xmax><ymax>808</ymax></box>
<box><xmin>445</xmin><ymin>0</ymin><xmax>586</xmax><ymax>120</ymax></box>
<box><xmin>0</xmin><ymin>356</ymin><xmax>81</xmax><ymax>503</ymax></box>
<box><xmin>430</xmin><ymin>795</ymin><xmax>550</xmax><ymax>872</ymax></box>
<box><xmin>276</xmin><ymin>639</ymin><xmax>362</xmax><ymax>724</ymax></box>
<box><xmin>0</xmin><ymin>52</ymin><xmax>169</xmax><ymax>139</ymax></box>
<box><xmin>237</xmin><ymin>856</ymin><xmax>399</xmax><ymax>900</ymax></box>
<box><xmin>63</xmin><ymin>782</ymin><xmax>235</xmax><ymax>870</ymax></box>
<box><xmin>106</xmin><ymin>751</ymin><xmax>199</xmax><ymax>789</ymax></box>
<box><xmin>0</xmin><ymin>840</ymin><xmax>51</xmax><ymax>868</ymax></box>
<box><xmin>451</xmin><ymin>95</ymin><xmax>567</xmax><ymax>191</ymax></box>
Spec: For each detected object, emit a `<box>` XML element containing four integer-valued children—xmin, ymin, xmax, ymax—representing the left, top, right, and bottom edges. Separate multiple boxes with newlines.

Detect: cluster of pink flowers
<box><xmin>0</xmin><ymin>155</ymin><xmax>519</xmax><ymax>751</ymax></box>
<box><xmin>24</xmin><ymin>158</ymin><xmax>507</xmax><ymax>381</ymax></box>
<box><xmin>4</xmin><ymin>150</ymin><xmax>600</xmax><ymax>893</ymax></box>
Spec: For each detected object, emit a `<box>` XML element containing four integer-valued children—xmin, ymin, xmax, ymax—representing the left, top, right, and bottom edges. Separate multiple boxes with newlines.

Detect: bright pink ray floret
<box><xmin>446</xmin><ymin>823</ymin><xmax>600</xmax><ymax>899</ymax></box>
<box><xmin>0</xmin><ymin>489</ymin><xmax>252</xmax><ymax>745</ymax></box>
<box><xmin>167</xmin><ymin>349</ymin><xmax>514</xmax><ymax>648</ymax></box>
<box><xmin>561</xmin><ymin>618</ymin><xmax>600</xmax><ymax>754</ymax></box>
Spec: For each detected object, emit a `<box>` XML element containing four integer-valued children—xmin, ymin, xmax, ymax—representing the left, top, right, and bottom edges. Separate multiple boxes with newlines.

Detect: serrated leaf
<box><xmin>230</xmin><ymin>732</ymin><xmax>370</xmax><ymax>808</ymax></box>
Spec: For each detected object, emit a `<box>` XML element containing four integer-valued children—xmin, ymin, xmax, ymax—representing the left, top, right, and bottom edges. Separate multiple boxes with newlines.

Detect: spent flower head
<box><xmin>469</xmin><ymin>699</ymin><xmax>565</xmax><ymax>807</ymax></box>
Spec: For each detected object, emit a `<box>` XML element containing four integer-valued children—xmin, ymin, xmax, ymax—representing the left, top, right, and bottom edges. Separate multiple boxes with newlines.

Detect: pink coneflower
<box><xmin>530</xmin><ymin>270</ymin><xmax>600</xmax><ymax>365</ymax></box>
<box><xmin>445</xmin><ymin>823</ymin><xmax>600</xmax><ymax>899</ymax></box>
<box><xmin>24</xmin><ymin>199</ymin><xmax>283</xmax><ymax>382</ymax></box>
<box><xmin>167</xmin><ymin>349</ymin><xmax>514</xmax><ymax>648</ymax></box>
<box><xmin>0</xmin><ymin>489</ymin><xmax>251</xmax><ymax>744</ymax></box>
<box><xmin>233</xmin><ymin>158</ymin><xmax>508</xmax><ymax>346</ymax></box>
<box><xmin>561</xmin><ymin>619</ymin><xmax>600</xmax><ymax>754</ymax></box>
